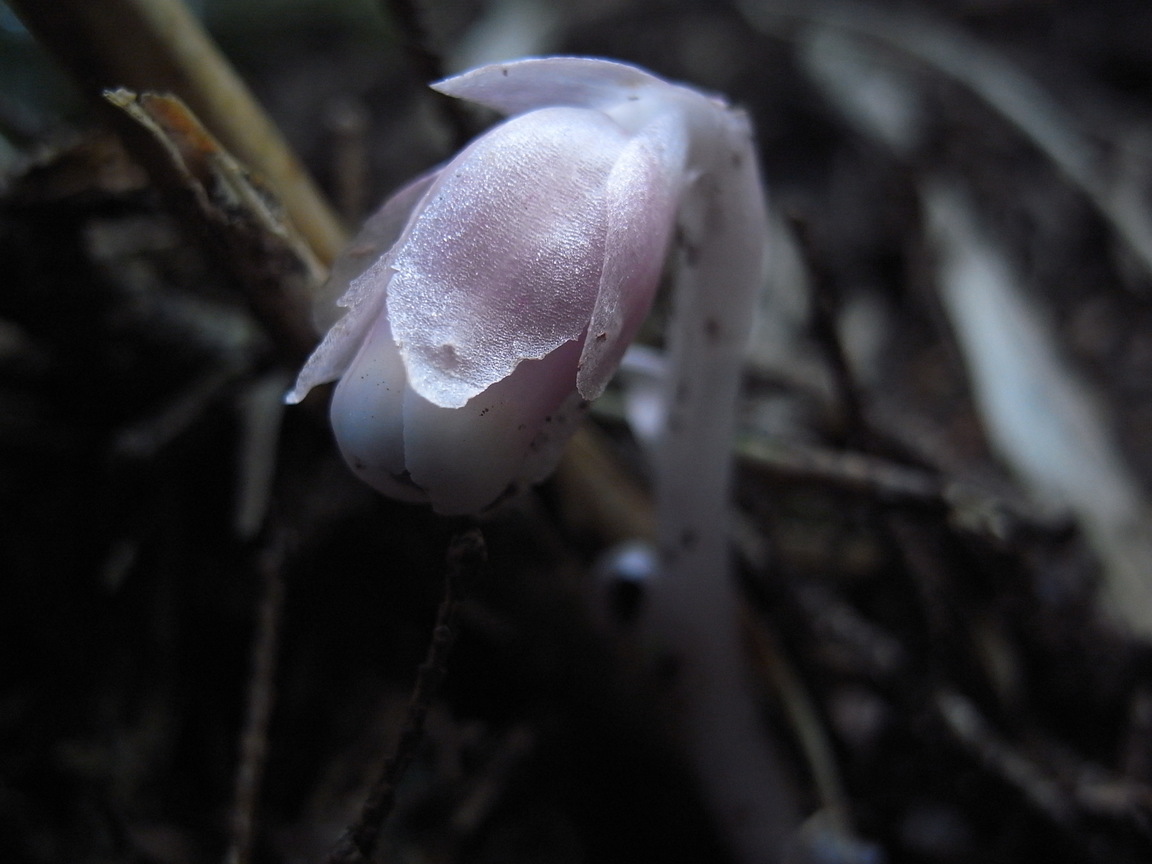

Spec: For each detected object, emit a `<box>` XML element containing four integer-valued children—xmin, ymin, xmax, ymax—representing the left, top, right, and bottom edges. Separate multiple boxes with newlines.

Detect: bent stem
<box><xmin>651</xmin><ymin>105</ymin><xmax>798</xmax><ymax>863</ymax></box>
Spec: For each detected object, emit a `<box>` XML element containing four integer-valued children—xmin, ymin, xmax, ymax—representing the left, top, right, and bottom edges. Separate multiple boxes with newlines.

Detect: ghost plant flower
<box><xmin>289</xmin><ymin>56</ymin><xmax>797</xmax><ymax>862</ymax></box>
<box><xmin>289</xmin><ymin>57</ymin><xmax>716</xmax><ymax>513</ymax></box>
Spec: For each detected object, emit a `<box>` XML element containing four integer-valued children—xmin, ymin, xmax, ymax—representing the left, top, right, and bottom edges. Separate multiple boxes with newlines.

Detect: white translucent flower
<box><xmin>288</xmin><ymin>56</ymin><xmax>796</xmax><ymax>864</ymax></box>
<box><xmin>288</xmin><ymin>57</ymin><xmax>724</xmax><ymax>514</ymax></box>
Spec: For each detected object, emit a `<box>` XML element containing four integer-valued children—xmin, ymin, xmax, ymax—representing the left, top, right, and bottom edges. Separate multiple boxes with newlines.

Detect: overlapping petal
<box><xmin>288</xmin><ymin>57</ymin><xmax>710</xmax><ymax>513</ymax></box>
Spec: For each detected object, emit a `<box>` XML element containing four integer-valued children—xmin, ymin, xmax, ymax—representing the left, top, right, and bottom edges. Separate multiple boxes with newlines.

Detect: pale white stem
<box><xmin>650</xmin><ymin>102</ymin><xmax>798</xmax><ymax>864</ymax></box>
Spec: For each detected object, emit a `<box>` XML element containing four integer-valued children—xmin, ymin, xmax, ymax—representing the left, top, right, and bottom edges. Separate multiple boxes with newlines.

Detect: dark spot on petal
<box><xmin>731</xmin><ymin>150</ymin><xmax>743</xmax><ymax>168</ymax></box>
<box><xmin>434</xmin><ymin>343</ymin><xmax>460</xmax><ymax>369</ymax></box>
<box><xmin>704</xmin><ymin>317</ymin><xmax>721</xmax><ymax>342</ymax></box>
<box><xmin>479</xmin><ymin>407</ymin><xmax>489</xmax><ymax>416</ymax></box>
<box><xmin>501</xmin><ymin>68</ymin><xmax>509</xmax><ymax>76</ymax></box>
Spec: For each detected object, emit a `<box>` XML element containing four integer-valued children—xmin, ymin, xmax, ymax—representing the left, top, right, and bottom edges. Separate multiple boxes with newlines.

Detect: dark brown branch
<box><xmin>105</xmin><ymin>90</ymin><xmax>321</xmax><ymax>362</ymax></box>
<box><xmin>739</xmin><ymin>435</ymin><xmax>1063</xmax><ymax>545</ymax></box>
<box><xmin>225</xmin><ymin>534</ymin><xmax>289</xmax><ymax>864</ymax></box>
<box><xmin>324</xmin><ymin>528</ymin><xmax>487</xmax><ymax>864</ymax></box>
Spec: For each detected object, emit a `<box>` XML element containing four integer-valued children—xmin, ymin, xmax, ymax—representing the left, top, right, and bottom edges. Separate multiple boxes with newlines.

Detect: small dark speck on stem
<box><xmin>677</xmin><ymin>228</ymin><xmax>700</xmax><ymax>268</ymax></box>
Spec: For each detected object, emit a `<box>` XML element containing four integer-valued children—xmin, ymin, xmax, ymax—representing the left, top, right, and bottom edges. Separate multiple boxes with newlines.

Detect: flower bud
<box><xmin>288</xmin><ymin>57</ymin><xmax>725</xmax><ymax>514</ymax></box>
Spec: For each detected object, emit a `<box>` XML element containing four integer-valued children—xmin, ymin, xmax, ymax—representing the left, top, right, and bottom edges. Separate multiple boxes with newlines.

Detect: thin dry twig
<box><xmin>554</xmin><ymin>425</ymin><xmax>657</xmax><ymax>545</ymax></box>
<box><xmin>324</xmin><ymin>528</ymin><xmax>487</xmax><ymax>864</ymax></box>
<box><xmin>745</xmin><ymin>610</ymin><xmax>851</xmax><ymax>821</ymax></box>
<box><xmin>226</xmin><ymin>533</ymin><xmax>290</xmax><ymax>864</ymax></box>
<box><xmin>738</xmin><ymin>436</ymin><xmax>1061</xmax><ymax>545</ymax></box>
<box><xmin>105</xmin><ymin>89</ymin><xmax>321</xmax><ymax>361</ymax></box>
<box><xmin>787</xmin><ymin>215</ymin><xmax>869</xmax><ymax>444</ymax></box>
<box><xmin>7</xmin><ymin>0</ymin><xmax>346</xmax><ymax>266</ymax></box>
<box><xmin>933</xmin><ymin>688</ymin><xmax>1152</xmax><ymax>839</ymax></box>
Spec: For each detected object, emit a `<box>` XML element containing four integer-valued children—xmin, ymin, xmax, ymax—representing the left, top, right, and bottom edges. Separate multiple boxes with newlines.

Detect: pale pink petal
<box><xmin>402</xmin><ymin>339</ymin><xmax>584</xmax><ymax>514</ymax></box>
<box><xmin>387</xmin><ymin>106</ymin><xmax>628</xmax><ymax>408</ymax></box>
<box><xmin>432</xmin><ymin>56</ymin><xmax>664</xmax><ymax>116</ymax></box>
<box><xmin>313</xmin><ymin>168</ymin><xmax>442</xmax><ymax>331</ymax></box>
<box><xmin>285</xmin><ymin>170</ymin><xmax>441</xmax><ymax>405</ymax></box>
<box><xmin>577</xmin><ymin>112</ymin><xmax>687</xmax><ymax>399</ymax></box>
<box><xmin>327</xmin><ymin>312</ymin><xmax>425</xmax><ymax>501</ymax></box>
<box><xmin>284</xmin><ymin>256</ymin><xmax>393</xmax><ymax>404</ymax></box>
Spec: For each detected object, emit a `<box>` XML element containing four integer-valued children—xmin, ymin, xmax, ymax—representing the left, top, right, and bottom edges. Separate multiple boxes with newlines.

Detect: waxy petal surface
<box><xmin>328</xmin><ymin>312</ymin><xmax>422</xmax><ymax>501</ymax></box>
<box><xmin>285</xmin><ymin>169</ymin><xmax>441</xmax><ymax>404</ymax></box>
<box><xmin>432</xmin><ymin>56</ymin><xmax>664</xmax><ymax>116</ymax></box>
<box><xmin>578</xmin><ymin>111</ymin><xmax>687</xmax><ymax>398</ymax></box>
<box><xmin>401</xmin><ymin>339</ymin><xmax>584</xmax><ymax>513</ymax></box>
<box><xmin>387</xmin><ymin>106</ymin><xmax>628</xmax><ymax>408</ymax></box>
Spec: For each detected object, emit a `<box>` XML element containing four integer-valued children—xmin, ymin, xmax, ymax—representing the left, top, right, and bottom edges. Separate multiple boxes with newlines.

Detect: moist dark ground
<box><xmin>3</xmin><ymin>1</ymin><xmax>1152</xmax><ymax>862</ymax></box>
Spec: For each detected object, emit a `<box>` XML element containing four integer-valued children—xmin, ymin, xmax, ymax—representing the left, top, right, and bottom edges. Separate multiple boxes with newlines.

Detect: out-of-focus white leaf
<box><xmin>799</xmin><ymin>25</ymin><xmax>923</xmax><ymax>156</ymax></box>
<box><xmin>743</xmin><ymin>0</ymin><xmax>1152</xmax><ymax>288</ymax></box>
<box><xmin>449</xmin><ymin>0</ymin><xmax>562</xmax><ymax>71</ymax></box>
<box><xmin>388</xmin><ymin>106</ymin><xmax>626</xmax><ymax>409</ymax></box>
<box><xmin>926</xmin><ymin>183</ymin><xmax>1152</xmax><ymax>637</ymax></box>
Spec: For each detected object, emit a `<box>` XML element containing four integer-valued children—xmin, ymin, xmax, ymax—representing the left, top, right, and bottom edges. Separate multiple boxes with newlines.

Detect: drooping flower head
<box><xmin>287</xmin><ymin>57</ymin><xmax>793</xmax><ymax>864</ymax></box>
<box><xmin>287</xmin><ymin>57</ymin><xmax>750</xmax><ymax>514</ymax></box>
